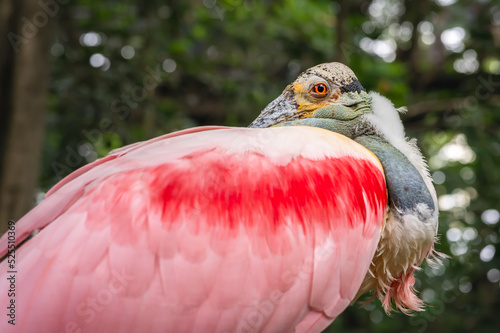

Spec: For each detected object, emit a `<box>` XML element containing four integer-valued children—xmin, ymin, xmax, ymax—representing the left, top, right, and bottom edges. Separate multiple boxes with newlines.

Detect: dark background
<box><xmin>1</xmin><ymin>0</ymin><xmax>499</xmax><ymax>332</ymax></box>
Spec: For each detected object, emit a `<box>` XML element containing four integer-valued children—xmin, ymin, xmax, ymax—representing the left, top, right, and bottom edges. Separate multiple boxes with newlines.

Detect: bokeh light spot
<box><xmin>487</xmin><ymin>269</ymin><xmax>500</xmax><ymax>283</ymax></box>
<box><xmin>432</xmin><ymin>171</ymin><xmax>446</xmax><ymax>184</ymax></box>
<box><xmin>369</xmin><ymin>310</ymin><xmax>383</xmax><ymax>323</ymax></box>
<box><xmin>462</xmin><ymin>227</ymin><xmax>478</xmax><ymax>242</ymax></box>
<box><xmin>89</xmin><ymin>53</ymin><xmax>106</xmax><ymax>68</ymax></box>
<box><xmin>80</xmin><ymin>32</ymin><xmax>101</xmax><ymax>47</ymax></box>
<box><xmin>480</xmin><ymin>245</ymin><xmax>496</xmax><ymax>262</ymax></box>
<box><xmin>121</xmin><ymin>45</ymin><xmax>135</xmax><ymax>59</ymax></box>
<box><xmin>51</xmin><ymin>43</ymin><xmax>64</xmax><ymax>57</ymax></box>
<box><xmin>447</xmin><ymin>228</ymin><xmax>461</xmax><ymax>242</ymax></box>
<box><xmin>441</xmin><ymin>27</ymin><xmax>465</xmax><ymax>52</ymax></box>
<box><xmin>435</xmin><ymin>0</ymin><xmax>457</xmax><ymax>6</ymax></box>
<box><xmin>421</xmin><ymin>288</ymin><xmax>436</xmax><ymax>303</ymax></box>
<box><xmin>481</xmin><ymin>209</ymin><xmax>500</xmax><ymax>225</ymax></box>
<box><xmin>459</xmin><ymin>279</ymin><xmax>472</xmax><ymax>293</ymax></box>
<box><xmin>163</xmin><ymin>59</ymin><xmax>177</xmax><ymax>73</ymax></box>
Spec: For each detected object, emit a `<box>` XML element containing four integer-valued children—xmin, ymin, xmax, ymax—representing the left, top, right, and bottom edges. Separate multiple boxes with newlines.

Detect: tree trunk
<box><xmin>0</xmin><ymin>0</ymin><xmax>53</xmax><ymax>234</ymax></box>
<box><xmin>335</xmin><ymin>0</ymin><xmax>349</xmax><ymax>63</ymax></box>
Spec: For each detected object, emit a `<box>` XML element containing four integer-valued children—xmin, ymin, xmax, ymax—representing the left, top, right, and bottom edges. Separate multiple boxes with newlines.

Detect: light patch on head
<box><xmin>297</xmin><ymin>62</ymin><xmax>365</xmax><ymax>93</ymax></box>
<box><xmin>298</xmin><ymin>63</ymin><xmax>357</xmax><ymax>85</ymax></box>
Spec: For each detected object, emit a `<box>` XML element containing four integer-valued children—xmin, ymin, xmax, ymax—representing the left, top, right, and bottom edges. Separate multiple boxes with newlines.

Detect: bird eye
<box><xmin>311</xmin><ymin>83</ymin><xmax>329</xmax><ymax>97</ymax></box>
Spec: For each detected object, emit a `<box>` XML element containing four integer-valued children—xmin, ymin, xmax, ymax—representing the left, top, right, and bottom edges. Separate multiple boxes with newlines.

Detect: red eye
<box><xmin>312</xmin><ymin>83</ymin><xmax>328</xmax><ymax>96</ymax></box>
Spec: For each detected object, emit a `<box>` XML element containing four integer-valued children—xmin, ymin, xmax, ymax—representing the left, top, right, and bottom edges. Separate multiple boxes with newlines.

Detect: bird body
<box><xmin>0</xmin><ymin>62</ymin><xmax>441</xmax><ymax>332</ymax></box>
<box><xmin>1</xmin><ymin>126</ymin><xmax>387</xmax><ymax>333</ymax></box>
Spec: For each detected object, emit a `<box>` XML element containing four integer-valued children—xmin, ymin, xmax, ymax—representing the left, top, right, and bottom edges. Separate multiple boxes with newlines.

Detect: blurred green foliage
<box><xmin>41</xmin><ymin>0</ymin><xmax>500</xmax><ymax>332</ymax></box>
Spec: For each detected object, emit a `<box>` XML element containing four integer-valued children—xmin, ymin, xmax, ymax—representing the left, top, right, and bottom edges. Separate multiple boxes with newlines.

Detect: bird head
<box><xmin>249</xmin><ymin>62</ymin><xmax>443</xmax><ymax>314</ymax></box>
<box><xmin>249</xmin><ymin>62</ymin><xmax>367</xmax><ymax>129</ymax></box>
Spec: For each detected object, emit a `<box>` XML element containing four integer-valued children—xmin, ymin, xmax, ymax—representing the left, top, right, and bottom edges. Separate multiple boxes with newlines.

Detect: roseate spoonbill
<box><xmin>0</xmin><ymin>63</ymin><xmax>440</xmax><ymax>333</ymax></box>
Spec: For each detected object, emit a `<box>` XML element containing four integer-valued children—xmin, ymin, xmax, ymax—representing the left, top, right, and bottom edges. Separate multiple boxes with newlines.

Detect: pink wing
<box><xmin>0</xmin><ymin>126</ymin><xmax>387</xmax><ymax>333</ymax></box>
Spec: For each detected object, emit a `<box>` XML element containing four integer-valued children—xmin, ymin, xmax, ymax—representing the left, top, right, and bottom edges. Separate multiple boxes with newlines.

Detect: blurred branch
<box><xmin>335</xmin><ymin>0</ymin><xmax>348</xmax><ymax>63</ymax></box>
<box><xmin>406</xmin><ymin>96</ymin><xmax>500</xmax><ymax>118</ymax></box>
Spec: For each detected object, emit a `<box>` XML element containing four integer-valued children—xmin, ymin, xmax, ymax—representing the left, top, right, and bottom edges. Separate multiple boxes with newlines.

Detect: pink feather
<box><xmin>0</xmin><ymin>126</ymin><xmax>387</xmax><ymax>333</ymax></box>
